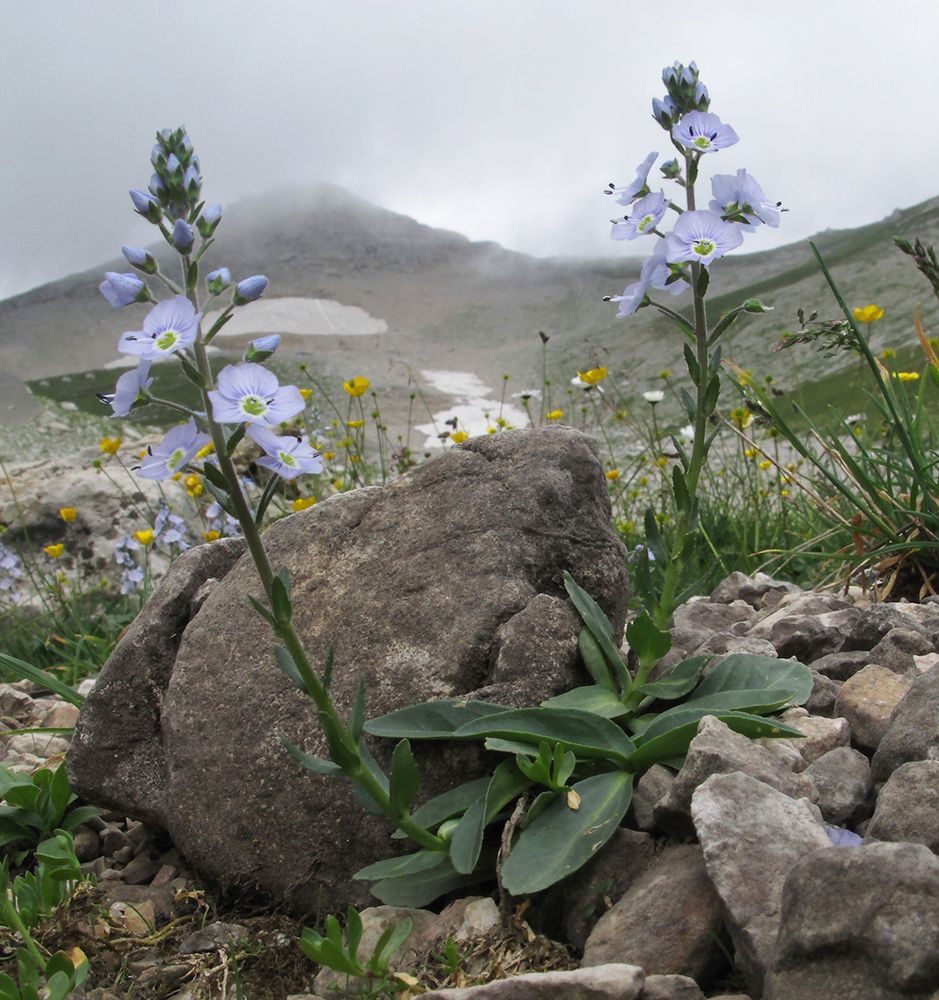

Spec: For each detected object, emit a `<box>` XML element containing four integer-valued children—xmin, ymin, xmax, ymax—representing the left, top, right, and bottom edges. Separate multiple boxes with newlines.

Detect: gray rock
<box><xmin>70</xmin><ymin>428</ymin><xmax>629</xmax><ymax>911</ymax></box>
<box><xmin>420</xmin><ymin>964</ymin><xmax>646</xmax><ymax>999</ymax></box>
<box><xmin>672</xmin><ymin>600</ymin><xmax>756</xmax><ymax>633</ymax></box>
<box><xmin>835</xmin><ymin>664</ymin><xmax>914</xmax><ymax>753</ymax></box>
<box><xmin>709</xmin><ymin>571</ymin><xmax>801</xmax><ymax>609</ymax></box>
<box><xmin>804</xmin><ymin>747</ymin><xmax>873</xmax><ymax>824</ymax></box>
<box><xmin>804</xmin><ymin>670</ymin><xmax>839</xmax><ymax>716</ymax></box>
<box><xmin>867</xmin><ymin>761</ymin><xmax>939</xmax><ymax>853</ymax></box>
<box><xmin>685</xmin><ymin>634</ymin><xmax>777</xmax><ymax>661</ymax></box>
<box><xmin>638</xmin><ymin>976</ymin><xmax>705</xmax><ymax>1000</ymax></box>
<box><xmin>844</xmin><ymin>603</ymin><xmax>929</xmax><ymax>650</ymax></box>
<box><xmin>764</xmin><ymin>612</ymin><xmax>857</xmax><ymax>663</ymax></box>
<box><xmin>66</xmin><ymin>536</ymin><xmax>247</xmax><ymax>824</ymax></box>
<box><xmin>871</xmin><ymin>665</ymin><xmax>939</xmax><ymax>782</ymax></box>
<box><xmin>810</xmin><ymin>648</ymin><xmax>873</xmax><ymax>681</ymax></box>
<box><xmin>756</xmin><ymin>707</ymin><xmax>850</xmax><ymax>767</ymax></box>
<box><xmin>764</xmin><ymin>843</ymin><xmax>939</xmax><ymax>1000</ymax></box>
<box><xmin>690</xmin><ymin>772</ymin><xmax>831</xmax><ymax>999</ymax></box>
<box><xmin>631</xmin><ymin>765</ymin><xmax>675</xmax><ymax>833</ymax></box>
<box><xmin>581</xmin><ymin>845</ymin><xmax>724</xmax><ymax>983</ymax></box>
<box><xmin>653</xmin><ymin>716</ymin><xmax>817</xmax><ymax>840</ymax></box>
<box><xmin>869</xmin><ymin>627</ymin><xmax>936</xmax><ymax>675</ymax></box>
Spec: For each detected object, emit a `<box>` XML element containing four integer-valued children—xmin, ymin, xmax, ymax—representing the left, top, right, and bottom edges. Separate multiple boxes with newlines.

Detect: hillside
<box><xmin>3</xmin><ymin>183</ymin><xmax>939</xmax><ymax>439</ymax></box>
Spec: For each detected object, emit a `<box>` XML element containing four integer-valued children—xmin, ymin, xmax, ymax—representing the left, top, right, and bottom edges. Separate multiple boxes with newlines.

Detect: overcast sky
<box><xmin>1</xmin><ymin>0</ymin><xmax>936</xmax><ymax>302</ymax></box>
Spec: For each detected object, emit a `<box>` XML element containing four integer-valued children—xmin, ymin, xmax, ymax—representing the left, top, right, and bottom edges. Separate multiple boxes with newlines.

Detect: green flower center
<box><xmin>241</xmin><ymin>395</ymin><xmax>266</xmax><ymax>416</ymax></box>
<box><xmin>692</xmin><ymin>136</ymin><xmax>712</xmax><ymax>150</ymax></box>
<box><xmin>637</xmin><ymin>215</ymin><xmax>654</xmax><ymax>233</ymax></box>
<box><xmin>167</xmin><ymin>447</ymin><xmax>186</xmax><ymax>473</ymax></box>
<box><xmin>692</xmin><ymin>239</ymin><xmax>715</xmax><ymax>258</ymax></box>
<box><xmin>155</xmin><ymin>329</ymin><xmax>180</xmax><ymax>351</ymax></box>
<box><xmin>280</xmin><ymin>451</ymin><xmax>298</xmax><ymax>467</ymax></box>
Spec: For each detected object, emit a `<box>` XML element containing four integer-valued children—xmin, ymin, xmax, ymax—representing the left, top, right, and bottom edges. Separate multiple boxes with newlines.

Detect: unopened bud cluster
<box><xmin>653</xmin><ymin>61</ymin><xmax>710</xmax><ymax>128</ymax></box>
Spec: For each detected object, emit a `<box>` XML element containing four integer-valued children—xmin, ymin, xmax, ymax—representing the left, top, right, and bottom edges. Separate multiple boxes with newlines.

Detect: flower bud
<box><xmin>197</xmin><ymin>203</ymin><xmax>222</xmax><ymax>238</ymax></box>
<box><xmin>122</xmin><ymin>246</ymin><xmax>158</xmax><ymax>274</ymax></box>
<box><xmin>149</xmin><ymin>173</ymin><xmax>168</xmax><ymax>199</ymax></box>
<box><xmin>233</xmin><ymin>275</ymin><xmax>269</xmax><ymax>305</ymax></box>
<box><xmin>172</xmin><ymin>218</ymin><xmax>194</xmax><ymax>253</ymax></box>
<box><xmin>151</xmin><ymin>144</ymin><xmax>165</xmax><ymax>169</ymax></box>
<box><xmin>244</xmin><ymin>335</ymin><xmax>281</xmax><ymax>362</ymax></box>
<box><xmin>206</xmin><ymin>267</ymin><xmax>232</xmax><ymax>294</ymax></box>
<box><xmin>165</xmin><ymin>153</ymin><xmax>182</xmax><ymax>178</ymax></box>
<box><xmin>744</xmin><ymin>299</ymin><xmax>772</xmax><ymax>313</ymax></box>
<box><xmin>183</xmin><ymin>164</ymin><xmax>202</xmax><ymax>199</ymax></box>
<box><xmin>130</xmin><ymin>189</ymin><xmax>162</xmax><ymax>224</ymax></box>
<box><xmin>652</xmin><ymin>96</ymin><xmax>677</xmax><ymax>128</ymax></box>
<box><xmin>99</xmin><ymin>271</ymin><xmax>150</xmax><ymax>307</ymax></box>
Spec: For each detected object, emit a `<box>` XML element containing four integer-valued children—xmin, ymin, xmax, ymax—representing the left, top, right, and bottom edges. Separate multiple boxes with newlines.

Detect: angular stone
<box><xmin>653</xmin><ymin>716</ymin><xmax>817</xmax><ymax>840</ymax></box>
<box><xmin>685</xmin><ymin>634</ymin><xmax>777</xmax><ymax>660</ymax></box>
<box><xmin>867</xmin><ymin>761</ymin><xmax>939</xmax><ymax>853</ymax></box>
<box><xmin>672</xmin><ymin>599</ymin><xmax>756</xmax><ymax>633</ymax></box>
<box><xmin>581</xmin><ymin>845</ymin><xmax>724</xmax><ymax>983</ymax></box>
<box><xmin>631</xmin><ymin>765</ymin><xmax>675</xmax><ymax>833</ymax></box>
<box><xmin>764</xmin><ymin>843</ymin><xmax>939</xmax><ymax>1000</ymax></box>
<box><xmin>756</xmin><ymin>707</ymin><xmax>850</xmax><ymax>767</ymax></box>
<box><xmin>421</xmin><ymin>964</ymin><xmax>646</xmax><ymax>999</ymax></box>
<box><xmin>871</xmin><ymin>666</ymin><xmax>939</xmax><ymax>782</ymax></box>
<box><xmin>868</xmin><ymin>627</ymin><xmax>936</xmax><ymax>675</ymax></box>
<box><xmin>709</xmin><ymin>571</ymin><xmax>801</xmax><ymax>609</ymax></box>
<box><xmin>765</xmin><ymin>612</ymin><xmax>858</xmax><ymax>664</ymax></box>
<box><xmin>690</xmin><ymin>772</ymin><xmax>831</xmax><ymax>999</ymax></box>
<box><xmin>638</xmin><ymin>976</ymin><xmax>705</xmax><ymax>1000</ymax></box>
<box><xmin>810</xmin><ymin>648</ymin><xmax>874</xmax><ymax>681</ymax></box>
<box><xmin>834</xmin><ymin>664</ymin><xmax>913</xmax><ymax>752</ymax></box>
<box><xmin>70</xmin><ymin>428</ymin><xmax>629</xmax><ymax>911</ymax></box>
<box><xmin>804</xmin><ymin>747</ymin><xmax>873</xmax><ymax>825</ymax></box>
<box><xmin>843</xmin><ymin>603</ymin><xmax>929</xmax><ymax>650</ymax></box>
<box><xmin>804</xmin><ymin>670</ymin><xmax>839</xmax><ymax>716</ymax></box>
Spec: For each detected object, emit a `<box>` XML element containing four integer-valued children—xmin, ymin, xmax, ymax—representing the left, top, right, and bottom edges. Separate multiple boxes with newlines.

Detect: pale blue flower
<box><xmin>233</xmin><ymin>275</ymin><xmax>269</xmax><ymax>304</ymax></box>
<box><xmin>672</xmin><ymin>111</ymin><xmax>739</xmax><ymax>154</ymax></box>
<box><xmin>825</xmin><ymin>826</ymin><xmax>863</xmax><ymax>847</ymax></box>
<box><xmin>206</xmin><ymin>267</ymin><xmax>232</xmax><ymax>295</ymax></box>
<box><xmin>665</xmin><ymin>210</ymin><xmax>743</xmax><ymax>267</ymax></box>
<box><xmin>652</xmin><ymin>96</ymin><xmax>677</xmax><ymax>127</ymax></box>
<box><xmin>611</xmin><ymin>190</ymin><xmax>668</xmax><ymax>241</ymax></box>
<box><xmin>197</xmin><ymin>203</ymin><xmax>222</xmax><ymax>238</ymax></box>
<box><xmin>172</xmin><ymin>219</ymin><xmax>194</xmax><ymax>252</ymax></box>
<box><xmin>247</xmin><ymin>424</ymin><xmax>324</xmax><ymax>479</ymax></box>
<box><xmin>98</xmin><ymin>359</ymin><xmax>153</xmax><ymax>417</ymax></box>
<box><xmin>130</xmin><ymin>189</ymin><xmax>161</xmax><ymax>222</ymax></box>
<box><xmin>208</xmin><ymin>363</ymin><xmax>305</xmax><ymax>426</ymax></box>
<box><xmin>609</xmin><ymin>238</ymin><xmax>686</xmax><ymax>317</ymax></box>
<box><xmin>99</xmin><ymin>272</ymin><xmax>147</xmax><ymax>307</ymax></box>
<box><xmin>606</xmin><ymin>152</ymin><xmax>658</xmax><ymax>205</ymax></box>
<box><xmin>709</xmin><ymin>169</ymin><xmax>781</xmax><ymax>230</ymax></box>
<box><xmin>122</xmin><ymin>246</ymin><xmax>157</xmax><ymax>273</ymax></box>
<box><xmin>244</xmin><ymin>335</ymin><xmax>280</xmax><ymax>362</ymax></box>
<box><xmin>137</xmin><ymin>418</ymin><xmax>210</xmax><ymax>480</ymax></box>
<box><xmin>118</xmin><ymin>296</ymin><xmax>202</xmax><ymax>360</ymax></box>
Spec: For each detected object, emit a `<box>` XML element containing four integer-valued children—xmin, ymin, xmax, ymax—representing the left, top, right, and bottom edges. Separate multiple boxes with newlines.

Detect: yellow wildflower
<box><xmin>44</xmin><ymin>543</ymin><xmax>64</xmax><ymax>558</ymax></box>
<box><xmin>895</xmin><ymin>372</ymin><xmax>920</xmax><ymax>382</ymax></box>
<box><xmin>618</xmin><ymin>520</ymin><xmax>634</xmax><ymax>534</ymax></box>
<box><xmin>854</xmin><ymin>304</ymin><xmax>884</xmax><ymax>323</ymax></box>
<box><xmin>730</xmin><ymin>407</ymin><xmax>752</xmax><ymax>429</ymax></box>
<box><xmin>59</xmin><ymin>508</ymin><xmax>76</xmax><ymax>523</ymax></box>
<box><xmin>291</xmin><ymin>497</ymin><xmax>316</xmax><ymax>511</ymax></box>
<box><xmin>133</xmin><ymin>529</ymin><xmax>154</xmax><ymax>546</ymax></box>
<box><xmin>299</xmin><ymin>388</ymin><xmax>313</xmax><ymax>400</ymax></box>
<box><xmin>451</xmin><ymin>431</ymin><xmax>468</xmax><ymax>444</ymax></box>
<box><xmin>638</xmin><ymin>476</ymin><xmax>648</xmax><ymax>487</ymax></box>
<box><xmin>744</xmin><ymin>449</ymin><xmax>756</xmax><ymax>459</ymax></box>
<box><xmin>99</xmin><ymin>436</ymin><xmax>121</xmax><ymax>455</ymax></box>
<box><xmin>758</xmin><ymin>460</ymin><xmax>772</xmax><ymax>471</ymax></box>
<box><xmin>347</xmin><ymin>420</ymin><xmax>365</xmax><ymax>429</ymax></box>
<box><xmin>322</xmin><ymin>451</ymin><xmax>335</xmax><ymax>461</ymax></box>
<box><xmin>606</xmin><ymin>469</ymin><xmax>620</xmax><ymax>481</ymax></box>
<box><xmin>486</xmin><ymin>427</ymin><xmax>496</xmax><ymax>434</ymax></box>
<box><xmin>171</xmin><ymin>472</ymin><xmax>182</xmax><ymax>481</ymax></box>
<box><xmin>195</xmin><ymin>442</ymin><xmax>215</xmax><ymax>459</ymax></box>
<box><xmin>880</xmin><ymin>348</ymin><xmax>896</xmax><ymax>359</ymax></box>
<box><xmin>655</xmin><ymin>456</ymin><xmax>667</xmax><ymax>468</ymax></box>
<box><xmin>658</xmin><ymin>370</ymin><xmax>672</xmax><ymax>379</ymax></box>
<box><xmin>780</xmin><ymin>490</ymin><xmax>790</xmax><ymax>497</ymax></box>
<box><xmin>202</xmin><ymin>529</ymin><xmax>221</xmax><ymax>541</ymax></box>
<box><xmin>546</xmin><ymin>410</ymin><xmax>563</xmax><ymax>420</ymax></box>
<box><xmin>342</xmin><ymin>376</ymin><xmax>370</xmax><ymax>397</ymax></box>
<box><xmin>576</xmin><ymin>367</ymin><xmax>607</xmax><ymax>385</ymax></box>
<box><xmin>184</xmin><ymin>474</ymin><xmax>203</xmax><ymax>497</ymax></box>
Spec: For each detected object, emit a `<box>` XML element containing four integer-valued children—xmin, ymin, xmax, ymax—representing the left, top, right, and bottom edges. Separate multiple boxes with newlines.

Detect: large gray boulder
<box><xmin>68</xmin><ymin>427</ymin><xmax>629</xmax><ymax>911</ymax></box>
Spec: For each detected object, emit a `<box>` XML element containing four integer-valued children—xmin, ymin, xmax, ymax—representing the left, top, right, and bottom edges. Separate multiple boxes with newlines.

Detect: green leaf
<box><xmin>318</xmin><ymin>712</ymin><xmax>359</xmax><ymax>772</ymax></box>
<box><xmin>178</xmin><ymin>357</ymin><xmax>206</xmax><ymax>390</ymax></box>
<box><xmin>691</xmin><ymin>653</ymin><xmax>814</xmax><ymax>706</ymax></box>
<box><xmin>703</xmin><ymin>373</ymin><xmax>721</xmax><ymax>413</ymax></box>
<box><xmin>682</xmin><ymin>342</ymin><xmax>699</xmax><ymax>382</ymax></box>
<box><xmin>364</xmin><ymin>700</ymin><xmax>513</xmax><ymax>740</ymax></box>
<box><xmin>273</xmin><ymin>646</ymin><xmax>307</xmax><ymax>693</ymax></box>
<box><xmin>578</xmin><ymin>628</ymin><xmax>616</xmax><ymax>691</ymax></box>
<box><xmin>483</xmin><ymin>759</ymin><xmax>536</xmax><ymax>824</ymax></box>
<box><xmin>393</xmin><ymin>777</ymin><xmax>491</xmax><ymax>838</ymax></box>
<box><xmin>627</xmin><ymin>711</ymin><xmax>807</xmax><ymax>770</ymax></box>
<box><xmin>638</xmin><ymin>689</ymin><xmax>800</xmax><ymax>744</ymax></box>
<box><xmin>449</xmin><ymin>795</ymin><xmax>486</xmax><ymax>874</ymax></box>
<box><xmin>370</xmin><ymin>856</ymin><xmax>492</xmax><ymax>907</ymax></box>
<box><xmin>202</xmin><ymin>462</ymin><xmax>229</xmax><ymax>491</ymax></box>
<box><xmin>354</xmin><ymin>850</ymin><xmax>447</xmax><ymax>881</ymax></box>
<box><xmin>679</xmin><ymin>387</ymin><xmax>697</xmax><ymax>424</ymax></box>
<box><xmin>500</xmin><ymin>772</ymin><xmax>634</xmax><ymax>895</ymax></box>
<box><xmin>563</xmin><ymin>572</ymin><xmax>630</xmax><ymax>692</ymax></box>
<box><xmin>60</xmin><ymin>805</ymin><xmax>100</xmax><ymax>831</ymax></box>
<box><xmin>636</xmin><ymin>655</ymin><xmax>710</xmax><ymax>701</ymax></box>
<box><xmin>642</xmin><ymin>508</ymin><xmax>669</xmax><ymax>563</ymax></box>
<box><xmin>370</xmin><ymin>916</ymin><xmax>414</xmax><ymax>971</ymax></box>
<box><xmin>625</xmin><ymin>611</ymin><xmax>671</xmax><ymax>666</ymax></box>
<box><xmin>672</xmin><ymin>466</ymin><xmax>690</xmax><ymax>514</ymax></box>
<box><xmin>349</xmin><ymin>677</ymin><xmax>367</xmax><ymax>742</ymax></box>
<box><xmin>322</xmin><ymin>646</ymin><xmax>335</xmax><ymax>692</ymax></box>
<box><xmin>696</xmin><ymin>267</ymin><xmax>710</xmax><ymax>298</ymax></box>
<box><xmin>453</xmin><ymin>708</ymin><xmax>635</xmax><ymax>766</ymax></box>
<box><xmin>246</xmin><ymin>594</ymin><xmax>276</xmax><ymax>628</ymax></box>
<box><xmin>204</xmin><ymin>479</ymin><xmax>236</xmax><ymax>515</ymax></box>
<box><xmin>269</xmin><ymin>574</ymin><xmax>293</xmax><ymax>625</ymax></box>
<box><xmin>541</xmin><ymin>685</ymin><xmax>631</xmax><ymax>719</ymax></box>
<box><xmin>279</xmin><ymin>733</ymin><xmax>344</xmax><ymax>776</ymax></box>
<box><xmin>388</xmin><ymin>740</ymin><xmax>421</xmax><ymax>819</ymax></box>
